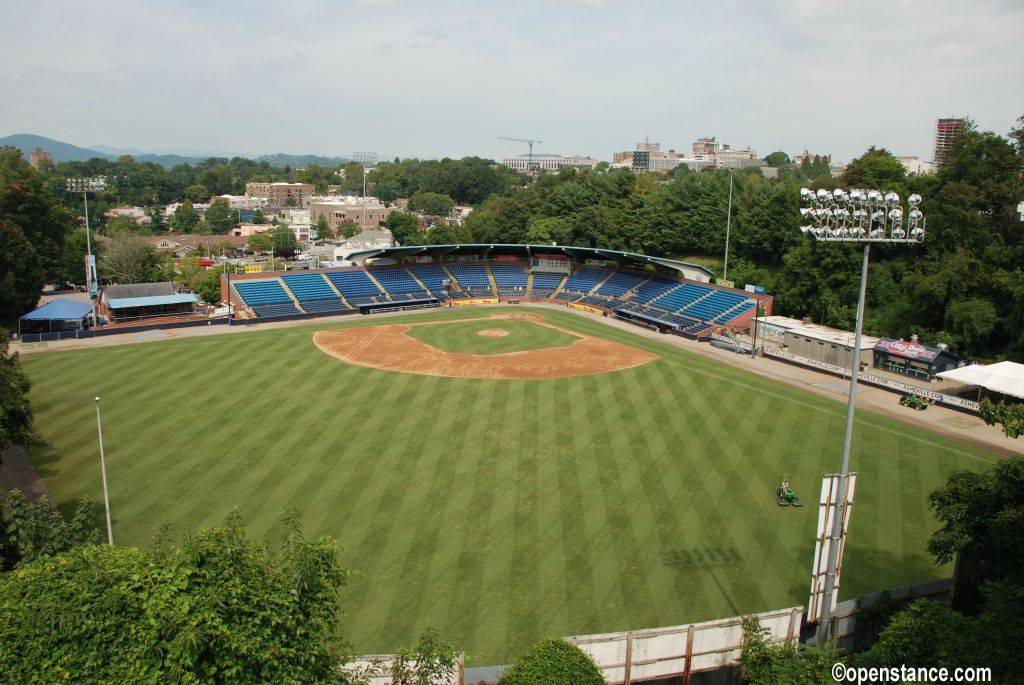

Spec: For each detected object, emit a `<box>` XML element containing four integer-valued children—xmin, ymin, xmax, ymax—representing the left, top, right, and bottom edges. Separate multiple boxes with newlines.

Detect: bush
<box><xmin>498</xmin><ymin>638</ymin><xmax>605</xmax><ymax>685</ymax></box>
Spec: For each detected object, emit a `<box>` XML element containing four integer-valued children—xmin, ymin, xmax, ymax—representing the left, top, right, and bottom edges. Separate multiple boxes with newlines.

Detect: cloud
<box><xmin>1</xmin><ymin>0</ymin><xmax>1021</xmax><ymax>161</ymax></box>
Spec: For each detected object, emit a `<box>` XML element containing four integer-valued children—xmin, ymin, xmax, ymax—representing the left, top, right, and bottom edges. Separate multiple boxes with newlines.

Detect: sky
<box><xmin>3</xmin><ymin>0</ymin><xmax>1023</xmax><ymax>164</ymax></box>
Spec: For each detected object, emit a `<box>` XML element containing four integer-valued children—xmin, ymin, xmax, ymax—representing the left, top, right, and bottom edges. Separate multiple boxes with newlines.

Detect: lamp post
<box><xmin>94</xmin><ymin>396</ymin><xmax>114</xmax><ymax>545</ymax></box>
<box><xmin>65</xmin><ymin>176</ymin><xmax>107</xmax><ymax>327</ymax></box>
<box><xmin>718</xmin><ymin>159</ymin><xmax>742</xmax><ymax>283</ymax></box>
<box><xmin>353</xmin><ymin>152</ymin><xmax>377</xmax><ymax>239</ymax></box>
<box><xmin>799</xmin><ymin>187</ymin><xmax>925</xmax><ymax>645</ymax></box>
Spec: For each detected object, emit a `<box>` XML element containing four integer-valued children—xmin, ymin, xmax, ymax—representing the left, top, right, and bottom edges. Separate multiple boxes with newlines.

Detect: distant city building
<box><xmin>715</xmin><ymin>147</ymin><xmax>758</xmax><ymax>166</ymax></box>
<box><xmin>501</xmin><ymin>154</ymin><xmax>600</xmax><ymax>173</ymax></box>
<box><xmin>29</xmin><ymin>147</ymin><xmax>52</xmax><ymax>169</ymax></box>
<box><xmin>105</xmin><ymin>206</ymin><xmax>149</xmax><ymax>223</ymax></box>
<box><xmin>691</xmin><ymin>136</ymin><xmax>724</xmax><ymax>160</ymax></box>
<box><xmin>229</xmin><ymin>224</ymin><xmax>274</xmax><ymax>238</ymax></box>
<box><xmin>244</xmin><ymin>182</ymin><xmax>315</xmax><ymax>207</ymax></box>
<box><xmin>164</xmin><ymin>202</ymin><xmax>211</xmax><ymax>219</ymax></box>
<box><xmin>933</xmin><ymin>117</ymin><xmax>965</xmax><ymax>165</ymax></box>
<box><xmin>310</xmin><ymin>196</ymin><xmax>392</xmax><ymax>231</ymax></box>
<box><xmin>215</xmin><ymin>194</ymin><xmax>268</xmax><ymax>210</ymax></box>
<box><xmin>631</xmin><ymin>150</ymin><xmax>650</xmax><ymax>173</ymax></box>
<box><xmin>897</xmin><ymin>156</ymin><xmax>936</xmax><ymax>176</ymax></box>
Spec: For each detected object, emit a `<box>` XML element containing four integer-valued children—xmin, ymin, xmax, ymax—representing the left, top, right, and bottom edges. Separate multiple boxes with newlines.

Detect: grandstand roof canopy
<box><xmin>936</xmin><ymin>361</ymin><xmax>1024</xmax><ymax>400</ymax></box>
<box><xmin>106</xmin><ymin>294</ymin><xmax>198</xmax><ymax>309</ymax></box>
<box><xmin>19</xmin><ymin>298</ymin><xmax>92</xmax><ymax>321</ymax></box>
<box><xmin>344</xmin><ymin>244</ymin><xmax>716</xmax><ymax>282</ymax></box>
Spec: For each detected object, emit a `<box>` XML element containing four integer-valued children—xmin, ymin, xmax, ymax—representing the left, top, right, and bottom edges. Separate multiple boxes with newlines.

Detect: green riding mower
<box><xmin>777</xmin><ymin>475</ymin><xmax>804</xmax><ymax>507</ymax></box>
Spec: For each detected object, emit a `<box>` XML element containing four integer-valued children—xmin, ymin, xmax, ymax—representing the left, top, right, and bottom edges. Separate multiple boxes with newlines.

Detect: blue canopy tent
<box><xmin>18</xmin><ymin>299</ymin><xmax>93</xmax><ymax>336</ymax></box>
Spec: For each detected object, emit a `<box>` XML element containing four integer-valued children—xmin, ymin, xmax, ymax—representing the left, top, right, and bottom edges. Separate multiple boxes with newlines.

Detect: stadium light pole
<box><xmin>799</xmin><ymin>187</ymin><xmax>925</xmax><ymax>645</ymax></box>
<box><xmin>94</xmin><ymin>396</ymin><xmax>114</xmax><ymax>545</ymax></box>
<box><xmin>718</xmin><ymin>158</ymin><xmax>741</xmax><ymax>283</ymax></box>
<box><xmin>65</xmin><ymin>176</ymin><xmax>106</xmax><ymax>327</ymax></box>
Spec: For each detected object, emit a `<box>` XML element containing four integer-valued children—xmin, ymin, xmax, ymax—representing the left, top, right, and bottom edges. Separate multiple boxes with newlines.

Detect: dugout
<box><xmin>18</xmin><ymin>298</ymin><xmax>93</xmax><ymax>336</ymax></box>
<box><xmin>873</xmin><ymin>338</ymin><xmax>961</xmax><ymax>381</ymax></box>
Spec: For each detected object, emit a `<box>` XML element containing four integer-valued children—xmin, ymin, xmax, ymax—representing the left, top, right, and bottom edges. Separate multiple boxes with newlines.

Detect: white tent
<box><xmin>936</xmin><ymin>361</ymin><xmax>1024</xmax><ymax>400</ymax></box>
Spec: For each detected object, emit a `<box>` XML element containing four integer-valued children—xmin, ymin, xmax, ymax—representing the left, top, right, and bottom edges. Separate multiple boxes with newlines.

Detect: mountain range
<box><xmin>0</xmin><ymin>133</ymin><xmax>354</xmax><ymax>168</ymax></box>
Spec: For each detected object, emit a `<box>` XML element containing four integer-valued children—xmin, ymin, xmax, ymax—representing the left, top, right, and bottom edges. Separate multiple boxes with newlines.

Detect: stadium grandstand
<box><xmin>223</xmin><ymin>244</ymin><xmax>771</xmax><ymax>337</ymax></box>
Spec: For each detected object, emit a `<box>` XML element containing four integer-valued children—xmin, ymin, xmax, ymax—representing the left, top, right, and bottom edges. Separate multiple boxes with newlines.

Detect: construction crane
<box><xmin>499</xmin><ymin>136</ymin><xmax>542</xmax><ymax>173</ymax></box>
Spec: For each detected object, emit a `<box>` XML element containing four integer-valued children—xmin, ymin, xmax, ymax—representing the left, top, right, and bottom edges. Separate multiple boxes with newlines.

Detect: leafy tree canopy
<box><xmin>498</xmin><ymin>638</ymin><xmax>605</xmax><ymax>685</ymax></box>
<box><xmin>0</xmin><ymin>511</ymin><xmax>355</xmax><ymax>684</ymax></box>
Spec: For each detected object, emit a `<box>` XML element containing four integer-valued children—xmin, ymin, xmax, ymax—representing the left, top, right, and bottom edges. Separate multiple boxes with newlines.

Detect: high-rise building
<box><xmin>29</xmin><ymin>147</ymin><xmax>52</xmax><ymax>169</ymax></box>
<box><xmin>933</xmin><ymin>118</ymin><xmax>965</xmax><ymax>165</ymax></box>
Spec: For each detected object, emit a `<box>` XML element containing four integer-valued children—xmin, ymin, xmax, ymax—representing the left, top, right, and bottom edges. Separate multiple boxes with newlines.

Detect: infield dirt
<box><xmin>313</xmin><ymin>311</ymin><xmax>659</xmax><ymax>379</ymax></box>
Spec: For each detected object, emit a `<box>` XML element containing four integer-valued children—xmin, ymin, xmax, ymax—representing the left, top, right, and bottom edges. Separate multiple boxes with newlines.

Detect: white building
<box><xmin>215</xmin><ymin>194</ymin><xmax>269</xmax><ymax>210</ymax></box>
<box><xmin>897</xmin><ymin>156</ymin><xmax>936</xmax><ymax>176</ymax></box>
<box><xmin>502</xmin><ymin>154</ymin><xmax>601</xmax><ymax>173</ymax></box>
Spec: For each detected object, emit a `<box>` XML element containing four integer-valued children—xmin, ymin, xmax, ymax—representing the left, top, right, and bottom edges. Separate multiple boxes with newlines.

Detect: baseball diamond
<box><xmin>20</xmin><ymin>306</ymin><xmax>998</xmax><ymax>664</ymax></box>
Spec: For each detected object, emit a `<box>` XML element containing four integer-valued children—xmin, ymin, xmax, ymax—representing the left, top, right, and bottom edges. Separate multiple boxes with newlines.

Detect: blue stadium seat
<box><xmin>234</xmin><ymin>279</ymin><xmax>293</xmax><ymax>306</ymax></box>
<box><xmin>562</xmin><ymin>268</ymin><xmax>608</xmax><ymax>293</ymax></box>
<box><xmin>490</xmin><ymin>263</ymin><xmax>528</xmax><ymax>296</ymax></box>
<box><xmin>529</xmin><ymin>271</ymin><xmax>564</xmax><ymax>298</ymax></box>
<box><xmin>632</xmin><ymin>278</ymin><xmax>679</xmax><ymax>304</ymax></box>
<box><xmin>650</xmin><ymin>283</ymin><xmax>712</xmax><ymax>313</ymax></box>
<box><xmin>407</xmin><ymin>264</ymin><xmax>453</xmax><ymax>297</ymax></box>
<box><xmin>281</xmin><ymin>273</ymin><xmax>342</xmax><ymax>303</ymax></box>
<box><xmin>446</xmin><ymin>263</ymin><xmax>493</xmax><ymax>294</ymax></box>
<box><xmin>371</xmin><ymin>267</ymin><xmax>428</xmax><ymax>297</ymax></box>
<box><xmin>596</xmin><ymin>272</ymin><xmax>646</xmax><ymax>297</ymax></box>
<box><xmin>326</xmin><ymin>270</ymin><xmax>385</xmax><ymax>300</ymax></box>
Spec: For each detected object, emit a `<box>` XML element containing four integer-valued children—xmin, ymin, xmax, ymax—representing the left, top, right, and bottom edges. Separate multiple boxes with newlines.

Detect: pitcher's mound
<box><xmin>313</xmin><ymin>313</ymin><xmax>658</xmax><ymax>379</ymax></box>
<box><xmin>477</xmin><ymin>329</ymin><xmax>510</xmax><ymax>337</ymax></box>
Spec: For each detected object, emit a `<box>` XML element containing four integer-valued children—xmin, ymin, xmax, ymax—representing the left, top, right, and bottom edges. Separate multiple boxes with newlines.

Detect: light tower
<box><xmin>65</xmin><ymin>176</ymin><xmax>107</xmax><ymax>327</ymax></box>
<box><xmin>799</xmin><ymin>187</ymin><xmax>925</xmax><ymax>645</ymax></box>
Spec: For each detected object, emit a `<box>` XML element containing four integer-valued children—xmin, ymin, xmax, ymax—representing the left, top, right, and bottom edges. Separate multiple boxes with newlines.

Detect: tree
<box><xmin>99</xmin><ymin>235</ymin><xmax>169</xmax><ymax>284</ymax></box>
<box><xmin>0</xmin><ymin>511</ymin><xmax>356</xmax><ymax>683</ymax></box>
<box><xmin>386</xmin><ymin>212</ymin><xmax>422</xmax><ymax>246</ymax></box>
<box><xmin>248</xmin><ymin>232</ymin><xmax>272</xmax><ymax>253</ymax></box>
<box><xmin>739</xmin><ymin>617</ymin><xmax>834</xmax><ymax>685</ymax></box>
<box><xmin>0</xmin><ymin>330</ymin><xmax>32</xmax><ymax>452</ymax></box>
<box><xmin>764</xmin><ymin>151</ymin><xmax>791</xmax><ymax>168</ymax></box>
<box><xmin>0</xmin><ymin>219</ymin><xmax>44</xmax><ymax>323</ymax></box>
<box><xmin>316</xmin><ymin>215</ymin><xmax>335</xmax><ymax>241</ymax></box>
<box><xmin>408</xmin><ymin>191</ymin><xmax>455</xmax><ymax>216</ymax></box>
<box><xmin>104</xmin><ymin>215</ymin><xmax>145</xmax><ymax>236</ymax></box>
<box><xmin>980</xmin><ymin>399</ymin><xmax>1024</xmax><ymax>439</ymax></box>
<box><xmin>54</xmin><ymin>227</ymin><xmax>92</xmax><ymax>287</ymax></box>
<box><xmin>498</xmin><ymin>638</ymin><xmax>605</xmax><ymax>685</ymax></box>
<box><xmin>204</xmin><ymin>199</ymin><xmax>234</xmax><ymax>235</ymax></box>
<box><xmin>194</xmin><ymin>268</ymin><xmax>225</xmax><ymax>305</ymax></box>
<box><xmin>2</xmin><ymin>490</ymin><xmax>100</xmax><ymax>566</ymax></box>
<box><xmin>170</xmin><ymin>200</ymin><xmax>200</xmax><ymax>233</ymax></box>
<box><xmin>252</xmin><ymin>208</ymin><xmax>268</xmax><ymax>224</ymax></box>
<box><xmin>183</xmin><ymin>182</ymin><xmax>210</xmax><ymax>203</ymax></box>
<box><xmin>0</xmin><ymin>147</ymin><xmax>72</xmax><ymax>290</ymax></box>
<box><xmin>927</xmin><ymin>457</ymin><xmax>1024</xmax><ymax>613</ymax></box>
<box><xmin>842</xmin><ymin>147</ymin><xmax>907</xmax><ymax>189</ymax></box>
<box><xmin>387</xmin><ymin>627</ymin><xmax>459</xmax><ymax>685</ymax></box>
<box><xmin>271</xmin><ymin>225</ymin><xmax>297</xmax><ymax>255</ymax></box>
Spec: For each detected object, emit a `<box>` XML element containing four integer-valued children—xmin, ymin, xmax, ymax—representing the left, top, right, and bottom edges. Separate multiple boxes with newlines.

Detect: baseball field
<box><xmin>20</xmin><ymin>306</ymin><xmax>999</xmax><ymax>664</ymax></box>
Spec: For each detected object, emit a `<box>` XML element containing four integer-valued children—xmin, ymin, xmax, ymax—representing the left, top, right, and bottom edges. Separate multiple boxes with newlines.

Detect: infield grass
<box><xmin>404</xmin><ymin>319</ymin><xmax>579</xmax><ymax>355</ymax></box>
<box><xmin>21</xmin><ymin>306</ymin><xmax>1000</xmax><ymax>664</ymax></box>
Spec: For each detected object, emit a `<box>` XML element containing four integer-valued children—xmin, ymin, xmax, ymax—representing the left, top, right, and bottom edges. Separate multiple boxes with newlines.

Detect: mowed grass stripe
<box><xmin>20</xmin><ymin>306</ymin><xmax>1000</xmax><ymax>664</ymax></box>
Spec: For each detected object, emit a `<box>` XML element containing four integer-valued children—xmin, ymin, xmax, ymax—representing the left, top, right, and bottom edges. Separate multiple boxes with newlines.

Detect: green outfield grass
<box><xmin>21</xmin><ymin>307</ymin><xmax>999</xmax><ymax>664</ymax></box>
<box><xmin>404</xmin><ymin>318</ymin><xmax>578</xmax><ymax>355</ymax></box>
